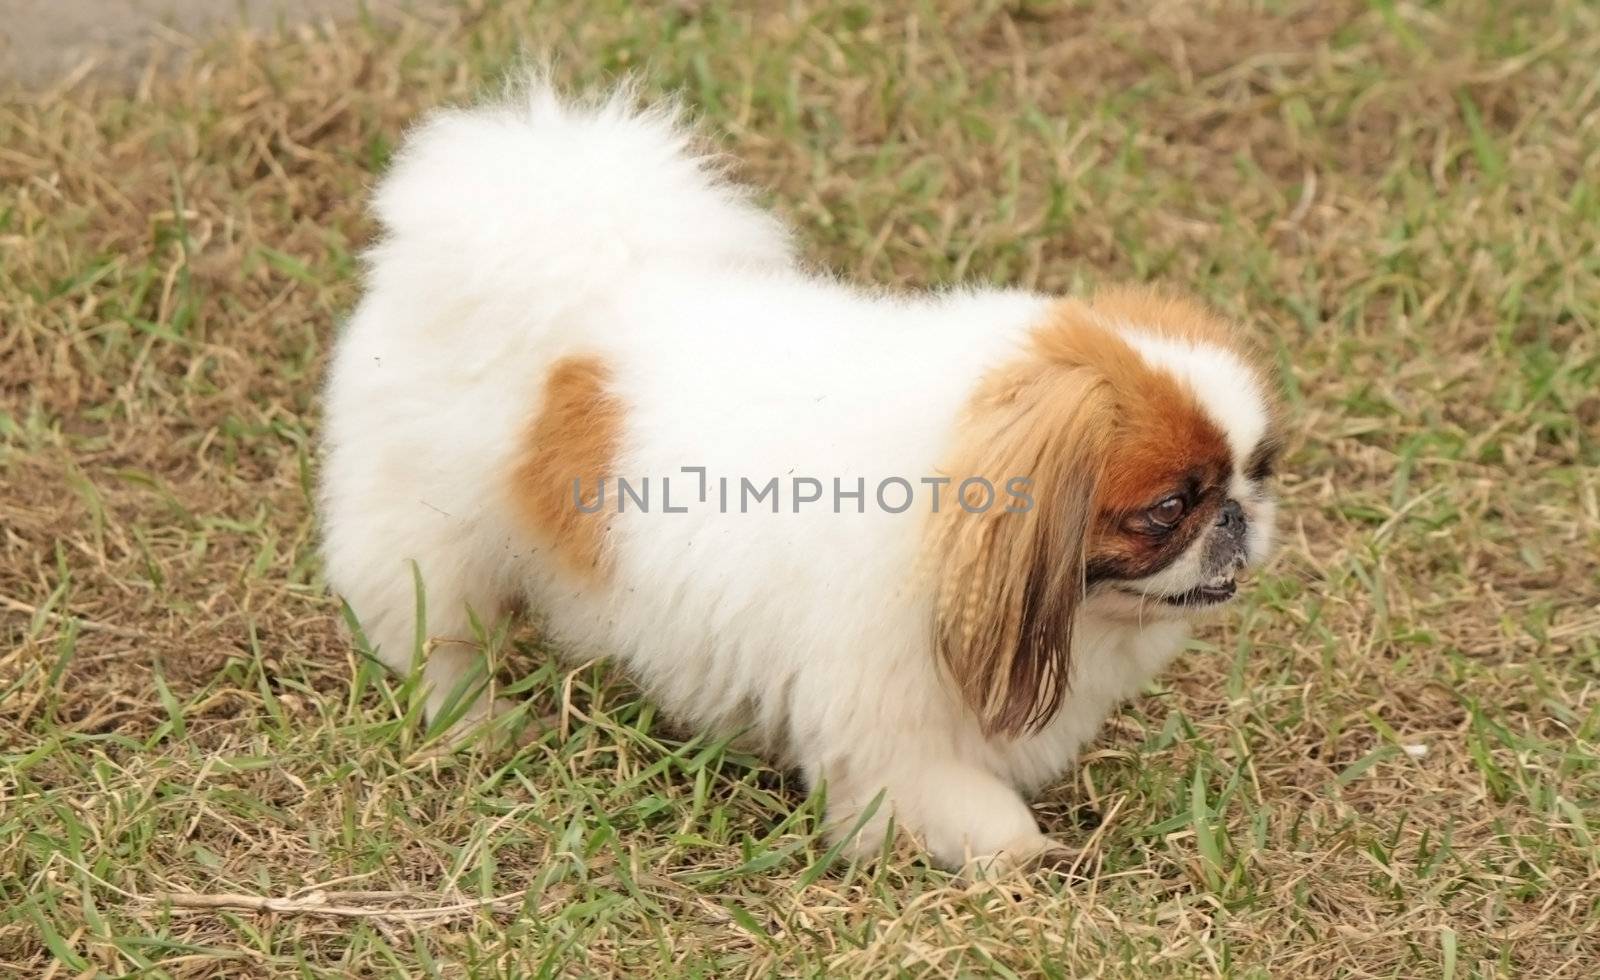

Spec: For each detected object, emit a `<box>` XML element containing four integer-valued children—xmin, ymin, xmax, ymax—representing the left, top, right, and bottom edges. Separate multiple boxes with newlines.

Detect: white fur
<box><xmin>1119</xmin><ymin>328</ymin><xmax>1270</xmax><ymax>463</ymax></box>
<box><xmin>320</xmin><ymin>83</ymin><xmax>1275</xmax><ymax>872</ymax></box>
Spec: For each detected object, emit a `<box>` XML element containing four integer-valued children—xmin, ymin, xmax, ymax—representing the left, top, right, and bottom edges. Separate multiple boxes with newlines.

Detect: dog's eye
<box><xmin>1148</xmin><ymin>495</ymin><xmax>1186</xmax><ymax>528</ymax></box>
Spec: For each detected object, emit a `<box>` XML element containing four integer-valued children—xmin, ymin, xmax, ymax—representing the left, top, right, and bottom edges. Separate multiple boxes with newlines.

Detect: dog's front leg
<box><xmin>821</xmin><ymin>753</ymin><xmax>1063</xmax><ymax>876</ymax></box>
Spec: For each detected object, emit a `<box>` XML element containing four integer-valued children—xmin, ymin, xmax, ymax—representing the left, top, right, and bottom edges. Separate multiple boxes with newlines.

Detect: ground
<box><xmin>2</xmin><ymin>0</ymin><xmax>1598</xmax><ymax>976</ymax></box>
<box><xmin>0</xmin><ymin>1</ymin><xmax>364</xmax><ymax>86</ymax></box>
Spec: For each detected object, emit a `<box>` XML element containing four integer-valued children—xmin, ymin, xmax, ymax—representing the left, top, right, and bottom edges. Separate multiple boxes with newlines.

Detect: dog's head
<box><xmin>931</xmin><ymin>287</ymin><xmax>1280</xmax><ymax>737</ymax></box>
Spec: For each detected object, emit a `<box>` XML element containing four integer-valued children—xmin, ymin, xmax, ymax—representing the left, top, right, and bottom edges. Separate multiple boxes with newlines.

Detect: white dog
<box><xmin>320</xmin><ymin>81</ymin><xmax>1279</xmax><ymax>873</ymax></box>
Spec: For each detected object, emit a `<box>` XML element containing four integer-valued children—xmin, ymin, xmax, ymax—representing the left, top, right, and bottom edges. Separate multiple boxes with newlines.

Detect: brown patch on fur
<box><xmin>1086</xmin><ymin>285</ymin><xmax>1284</xmax><ymax>451</ymax></box>
<box><xmin>1088</xmin><ymin>284</ymin><xmax>1237</xmax><ymax>349</ymax></box>
<box><xmin>931</xmin><ymin>293</ymin><xmax>1238</xmax><ymax>738</ymax></box>
<box><xmin>509</xmin><ymin>355</ymin><xmax>622</xmax><ymax>580</ymax></box>
<box><xmin>1032</xmin><ymin>300</ymin><xmax>1234</xmax><ymax>513</ymax></box>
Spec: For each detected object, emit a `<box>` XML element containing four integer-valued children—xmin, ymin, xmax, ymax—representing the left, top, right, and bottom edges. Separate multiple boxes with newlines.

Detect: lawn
<box><xmin>2</xmin><ymin>0</ymin><xmax>1597</xmax><ymax>975</ymax></box>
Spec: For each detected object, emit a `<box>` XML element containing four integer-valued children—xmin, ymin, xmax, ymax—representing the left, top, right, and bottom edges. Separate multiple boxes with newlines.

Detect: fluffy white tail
<box><xmin>364</xmin><ymin>78</ymin><xmax>793</xmax><ymax>307</ymax></box>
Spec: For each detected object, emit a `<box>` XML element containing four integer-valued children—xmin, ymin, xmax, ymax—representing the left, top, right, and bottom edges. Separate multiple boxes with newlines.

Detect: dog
<box><xmin>320</xmin><ymin>80</ymin><xmax>1280</xmax><ymax>874</ymax></box>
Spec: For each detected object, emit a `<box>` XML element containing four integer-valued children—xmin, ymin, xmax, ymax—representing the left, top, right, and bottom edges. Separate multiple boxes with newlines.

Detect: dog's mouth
<box><xmin>1160</xmin><ymin>577</ymin><xmax>1238</xmax><ymax>606</ymax></box>
<box><xmin>1116</xmin><ymin>573</ymin><xmax>1239</xmax><ymax>608</ymax></box>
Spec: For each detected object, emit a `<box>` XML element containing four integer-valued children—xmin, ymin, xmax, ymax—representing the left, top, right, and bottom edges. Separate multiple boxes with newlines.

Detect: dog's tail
<box><xmin>365</xmin><ymin>76</ymin><xmax>794</xmax><ymax>308</ymax></box>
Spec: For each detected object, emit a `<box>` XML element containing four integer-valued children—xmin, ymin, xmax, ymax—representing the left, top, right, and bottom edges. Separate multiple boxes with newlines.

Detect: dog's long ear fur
<box><xmin>931</xmin><ymin>363</ymin><xmax>1112</xmax><ymax>738</ymax></box>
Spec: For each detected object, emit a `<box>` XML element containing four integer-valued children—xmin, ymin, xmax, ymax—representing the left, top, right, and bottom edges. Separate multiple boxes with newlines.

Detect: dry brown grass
<box><xmin>2</xmin><ymin>0</ymin><xmax>1598</xmax><ymax>975</ymax></box>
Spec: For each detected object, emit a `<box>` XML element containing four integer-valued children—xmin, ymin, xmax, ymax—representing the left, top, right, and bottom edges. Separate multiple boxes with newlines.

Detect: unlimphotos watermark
<box><xmin>571</xmin><ymin>467</ymin><xmax>1034</xmax><ymax>515</ymax></box>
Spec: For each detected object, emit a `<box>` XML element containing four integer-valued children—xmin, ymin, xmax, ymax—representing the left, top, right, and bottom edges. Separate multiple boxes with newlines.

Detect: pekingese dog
<box><xmin>320</xmin><ymin>81</ymin><xmax>1280</xmax><ymax>874</ymax></box>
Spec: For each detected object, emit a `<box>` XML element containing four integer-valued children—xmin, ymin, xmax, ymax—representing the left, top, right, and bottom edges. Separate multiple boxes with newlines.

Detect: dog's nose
<box><xmin>1215</xmin><ymin>499</ymin><xmax>1245</xmax><ymax>528</ymax></box>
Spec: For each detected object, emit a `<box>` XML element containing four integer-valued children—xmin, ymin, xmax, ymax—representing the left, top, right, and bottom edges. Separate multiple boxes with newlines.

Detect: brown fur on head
<box><xmin>932</xmin><ymin>291</ymin><xmax>1254</xmax><ymax>738</ymax></box>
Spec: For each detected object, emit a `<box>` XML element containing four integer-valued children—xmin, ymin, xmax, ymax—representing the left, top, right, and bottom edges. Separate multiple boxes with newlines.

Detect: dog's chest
<box><xmin>995</xmin><ymin>618</ymin><xmax>1191</xmax><ymax>794</ymax></box>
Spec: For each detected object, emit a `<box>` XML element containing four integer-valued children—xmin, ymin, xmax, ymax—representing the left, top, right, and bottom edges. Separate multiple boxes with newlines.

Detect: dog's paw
<box><xmin>959</xmin><ymin>836</ymin><xmax>1085</xmax><ymax>882</ymax></box>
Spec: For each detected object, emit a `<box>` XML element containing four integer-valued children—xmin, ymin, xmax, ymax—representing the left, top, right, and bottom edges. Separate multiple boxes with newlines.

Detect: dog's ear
<box><xmin>931</xmin><ymin>366</ymin><xmax>1110</xmax><ymax>738</ymax></box>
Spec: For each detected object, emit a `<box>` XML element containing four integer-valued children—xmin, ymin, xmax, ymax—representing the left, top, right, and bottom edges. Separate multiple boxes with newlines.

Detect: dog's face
<box><xmin>1078</xmin><ymin>319</ymin><xmax>1279</xmax><ymax>620</ymax></box>
<box><xmin>931</xmin><ymin>288</ymin><xmax>1279</xmax><ymax>736</ymax></box>
<box><xmin>1086</xmin><ymin>464</ymin><xmax>1278</xmax><ymax>619</ymax></box>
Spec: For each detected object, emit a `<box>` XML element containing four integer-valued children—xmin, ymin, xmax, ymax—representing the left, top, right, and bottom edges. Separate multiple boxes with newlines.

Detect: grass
<box><xmin>2</xmin><ymin>0</ymin><xmax>1598</xmax><ymax>974</ymax></box>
